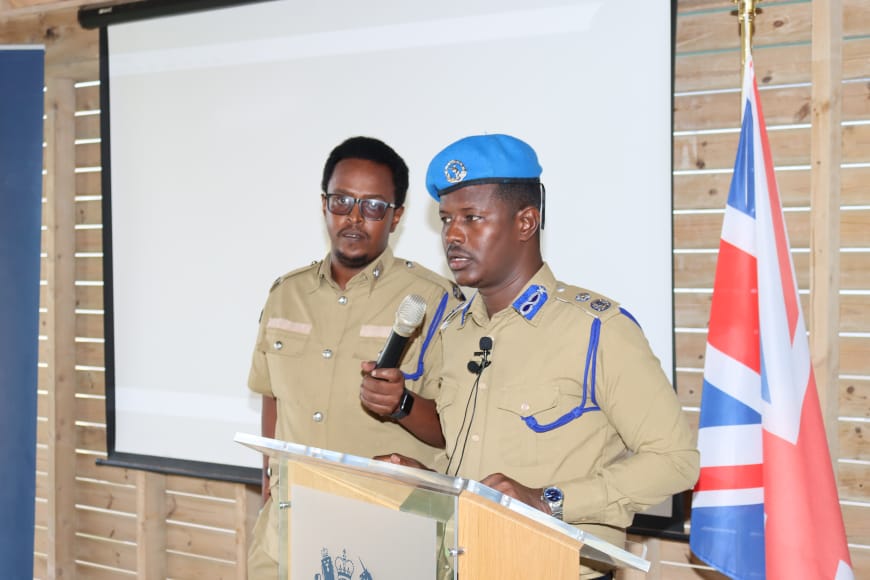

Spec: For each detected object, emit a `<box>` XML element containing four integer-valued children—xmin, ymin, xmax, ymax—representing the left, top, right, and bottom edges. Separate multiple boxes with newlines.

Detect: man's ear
<box><xmin>516</xmin><ymin>206</ymin><xmax>541</xmax><ymax>241</ymax></box>
<box><xmin>389</xmin><ymin>205</ymin><xmax>405</xmax><ymax>233</ymax></box>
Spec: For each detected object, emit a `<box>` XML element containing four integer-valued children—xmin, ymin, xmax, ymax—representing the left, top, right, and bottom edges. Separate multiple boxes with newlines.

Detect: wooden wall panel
<box><xmin>674</xmin><ymin>126</ymin><xmax>811</xmax><ymax>171</ymax></box>
<box><xmin>840</xmin><ymin>461</ymin><xmax>868</xmax><ymax>500</ymax></box>
<box><xmin>840</xmin><ymin>420</ymin><xmax>869</xmax><ymax>461</ymax></box>
<box><xmin>166</xmin><ymin>525</ymin><xmax>237</xmax><ymax>562</ymax></box>
<box><xmin>841</xmin><ymin>376</ymin><xmax>869</xmax><ymax>418</ymax></box>
<box><xmin>676</xmin><ymin>2</ymin><xmax>811</xmax><ymax>53</ymax></box>
<box><xmin>677</xmin><ymin>331</ymin><xmax>870</xmax><ymax>380</ymax></box>
<box><xmin>675</xmin><ymin>292</ymin><xmax>820</xmax><ymax>332</ymax></box>
<box><xmin>8</xmin><ymin>0</ymin><xmax>868</xmax><ymax>578</ymax></box>
<box><xmin>166</xmin><ymin>552</ymin><xmax>236</xmax><ymax>580</ymax></box>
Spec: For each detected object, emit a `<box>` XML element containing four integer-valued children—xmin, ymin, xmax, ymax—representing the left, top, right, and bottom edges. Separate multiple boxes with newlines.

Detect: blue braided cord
<box><xmin>521</xmin><ymin>317</ymin><xmax>602</xmax><ymax>433</ymax></box>
<box><xmin>403</xmin><ymin>291</ymin><xmax>449</xmax><ymax>380</ymax></box>
<box><xmin>619</xmin><ymin>306</ymin><xmax>640</xmax><ymax>328</ymax></box>
<box><xmin>589</xmin><ymin>317</ymin><xmax>601</xmax><ymax>407</ymax></box>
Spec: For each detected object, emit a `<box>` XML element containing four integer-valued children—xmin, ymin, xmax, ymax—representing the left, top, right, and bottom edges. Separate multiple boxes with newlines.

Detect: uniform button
<box><xmin>322</xmin><ymin>349</ymin><xmax>333</xmax><ymax>359</ymax></box>
<box><xmin>520</xmin><ymin>403</ymin><xmax>530</xmax><ymax>413</ymax></box>
<box><xmin>338</xmin><ymin>296</ymin><xmax>348</xmax><ymax>305</ymax></box>
<box><xmin>312</xmin><ymin>411</ymin><xmax>324</xmax><ymax>422</ymax></box>
<box><xmin>273</xmin><ymin>341</ymin><xmax>283</xmax><ymax>351</ymax></box>
<box><xmin>471</xmin><ymin>434</ymin><xmax>480</xmax><ymax>442</ymax></box>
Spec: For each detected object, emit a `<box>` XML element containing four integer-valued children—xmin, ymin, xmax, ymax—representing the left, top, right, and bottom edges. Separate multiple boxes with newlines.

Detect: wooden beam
<box><xmin>137</xmin><ymin>470</ymin><xmax>167</xmax><ymax>580</ymax></box>
<box><xmin>44</xmin><ymin>76</ymin><xmax>78</xmax><ymax>580</ymax></box>
<box><xmin>809</xmin><ymin>0</ymin><xmax>842</xmax><ymax>464</ymax></box>
<box><xmin>235</xmin><ymin>483</ymin><xmax>260</xmax><ymax>580</ymax></box>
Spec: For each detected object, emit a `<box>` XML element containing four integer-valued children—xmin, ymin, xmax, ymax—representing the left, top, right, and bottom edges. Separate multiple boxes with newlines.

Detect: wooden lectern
<box><xmin>235</xmin><ymin>433</ymin><xmax>649</xmax><ymax>579</ymax></box>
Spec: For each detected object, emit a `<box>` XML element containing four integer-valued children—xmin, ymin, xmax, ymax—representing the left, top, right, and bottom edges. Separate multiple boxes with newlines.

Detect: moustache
<box><xmin>445</xmin><ymin>244</ymin><xmax>472</xmax><ymax>260</ymax></box>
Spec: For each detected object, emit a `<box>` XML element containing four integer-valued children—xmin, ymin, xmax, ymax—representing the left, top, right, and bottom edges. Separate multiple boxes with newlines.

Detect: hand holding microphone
<box><xmin>360</xmin><ymin>295</ymin><xmax>426</xmax><ymax>419</ymax></box>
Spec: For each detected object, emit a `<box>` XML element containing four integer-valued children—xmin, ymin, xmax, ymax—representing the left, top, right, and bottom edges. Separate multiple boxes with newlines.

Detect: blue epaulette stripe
<box><xmin>620</xmin><ymin>306</ymin><xmax>641</xmax><ymax>328</ymax></box>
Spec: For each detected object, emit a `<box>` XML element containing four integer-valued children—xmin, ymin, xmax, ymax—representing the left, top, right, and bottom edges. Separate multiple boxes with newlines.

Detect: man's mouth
<box><xmin>340</xmin><ymin>228</ymin><xmax>366</xmax><ymax>240</ymax></box>
<box><xmin>446</xmin><ymin>247</ymin><xmax>472</xmax><ymax>269</ymax></box>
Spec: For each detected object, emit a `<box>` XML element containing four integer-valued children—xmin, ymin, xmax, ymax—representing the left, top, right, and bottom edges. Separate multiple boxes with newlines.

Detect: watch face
<box><xmin>544</xmin><ymin>487</ymin><xmax>563</xmax><ymax>503</ymax></box>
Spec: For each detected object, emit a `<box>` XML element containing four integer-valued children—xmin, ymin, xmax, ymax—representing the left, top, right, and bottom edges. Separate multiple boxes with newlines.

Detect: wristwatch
<box><xmin>542</xmin><ymin>486</ymin><xmax>564</xmax><ymax>520</ymax></box>
<box><xmin>388</xmin><ymin>388</ymin><xmax>414</xmax><ymax>420</ymax></box>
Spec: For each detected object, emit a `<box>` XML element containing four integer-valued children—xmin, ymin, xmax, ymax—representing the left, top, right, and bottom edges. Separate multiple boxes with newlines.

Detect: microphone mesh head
<box><xmin>394</xmin><ymin>294</ymin><xmax>427</xmax><ymax>337</ymax></box>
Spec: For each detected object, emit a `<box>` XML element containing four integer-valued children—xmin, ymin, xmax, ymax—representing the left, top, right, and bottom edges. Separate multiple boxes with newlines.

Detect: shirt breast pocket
<box><xmin>262</xmin><ymin>326</ymin><xmax>309</xmax><ymax>399</ymax></box>
<box><xmin>495</xmin><ymin>386</ymin><xmax>562</xmax><ymax>467</ymax></box>
<box><xmin>435</xmin><ymin>380</ymin><xmax>464</xmax><ymax>451</ymax></box>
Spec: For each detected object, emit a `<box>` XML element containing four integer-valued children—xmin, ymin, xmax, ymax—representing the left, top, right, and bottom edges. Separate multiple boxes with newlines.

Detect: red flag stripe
<box><xmin>706</xmin><ymin>239</ymin><xmax>760</xmax><ymax>373</ymax></box>
<box><xmin>695</xmin><ymin>463</ymin><xmax>764</xmax><ymax>492</ymax></box>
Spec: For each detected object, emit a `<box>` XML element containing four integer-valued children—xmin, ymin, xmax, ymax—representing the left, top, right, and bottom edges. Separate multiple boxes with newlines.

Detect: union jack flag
<box><xmin>688</xmin><ymin>57</ymin><xmax>854</xmax><ymax>579</ymax></box>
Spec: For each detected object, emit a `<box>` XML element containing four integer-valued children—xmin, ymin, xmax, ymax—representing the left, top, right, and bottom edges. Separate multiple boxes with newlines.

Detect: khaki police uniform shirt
<box><xmin>434</xmin><ymin>264</ymin><xmax>699</xmax><ymax>575</ymax></box>
<box><xmin>247</xmin><ymin>248</ymin><xmax>460</xmax><ymax>561</ymax></box>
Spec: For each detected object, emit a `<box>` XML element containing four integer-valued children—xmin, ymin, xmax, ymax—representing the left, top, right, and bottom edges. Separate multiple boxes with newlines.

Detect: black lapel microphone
<box><xmin>467</xmin><ymin>336</ymin><xmax>493</xmax><ymax>374</ymax></box>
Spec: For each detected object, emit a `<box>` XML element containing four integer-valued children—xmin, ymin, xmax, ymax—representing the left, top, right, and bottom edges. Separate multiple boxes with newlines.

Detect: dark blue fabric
<box><xmin>0</xmin><ymin>47</ymin><xmax>44</xmax><ymax>578</ymax></box>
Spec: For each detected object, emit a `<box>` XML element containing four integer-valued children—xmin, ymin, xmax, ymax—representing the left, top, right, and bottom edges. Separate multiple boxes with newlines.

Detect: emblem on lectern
<box><xmin>314</xmin><ymin>547</ymin><xmax>374</xmax><ymax>580</ymax></box>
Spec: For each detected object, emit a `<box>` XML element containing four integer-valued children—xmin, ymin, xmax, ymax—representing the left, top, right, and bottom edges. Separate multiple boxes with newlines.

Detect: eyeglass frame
<box><xmin>322</xmin><ymin>192</ymin><xmax>399</xmax><ymax>221</ymax></box>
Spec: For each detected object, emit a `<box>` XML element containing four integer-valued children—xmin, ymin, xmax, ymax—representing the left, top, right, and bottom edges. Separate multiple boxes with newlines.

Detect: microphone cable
<box><xmin>445</xmin><ymin>337</ymin><xmax>492</xmax><ymax>477</ymax></box>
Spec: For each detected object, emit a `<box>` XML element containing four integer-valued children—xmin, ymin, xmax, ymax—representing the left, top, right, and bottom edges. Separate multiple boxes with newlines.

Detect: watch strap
<box><xmin>388</xmin><ymin>388</ymin><xmax>414</xmax><ymax>420</ymax></box>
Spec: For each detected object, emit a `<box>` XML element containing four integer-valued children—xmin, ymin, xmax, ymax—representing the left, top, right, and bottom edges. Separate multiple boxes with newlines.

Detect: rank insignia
<box><xmin>590</xmin><ymin>298</ymin><xmax>612</xmax><ymax>312</ymax></box>
<box><xmin>512</xmin><ymin>284</ymin><xmax>548</xmax><ymax>320</ymax></box>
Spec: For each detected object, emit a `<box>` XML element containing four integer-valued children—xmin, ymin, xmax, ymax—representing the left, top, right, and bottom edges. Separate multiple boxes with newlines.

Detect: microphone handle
<box><xmin>375</xmin><ymin>331</ymin><xmax>411</xmax><ymax>369</ymax></box>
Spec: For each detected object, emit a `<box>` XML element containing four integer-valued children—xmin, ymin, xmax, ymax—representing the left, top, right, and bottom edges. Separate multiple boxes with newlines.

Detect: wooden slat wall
<box><xmin>4</xmin><ymin>0</ymin><xmax>867</xmax><ymax>578</ymax></box>
<box><xmin>649</xmin><ymin>1</ymin><xmax>870</xmax><ymax>579</ymax></box>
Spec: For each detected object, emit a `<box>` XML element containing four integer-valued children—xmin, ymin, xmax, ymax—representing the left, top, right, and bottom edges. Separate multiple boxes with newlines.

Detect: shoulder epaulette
<box><xmin>553</xmin><ymin>284</ymin><xmax>622</xmax><ymax>323</ymax></box>
<box><xmin>269</xmin><ymin>260</ymin><xmax>320</xmax><ymax>292</ymax></box>
<box><xmin>399</xmin><ymin>259</ymin><xmax>465</xmax><ymax>301</ymax></box>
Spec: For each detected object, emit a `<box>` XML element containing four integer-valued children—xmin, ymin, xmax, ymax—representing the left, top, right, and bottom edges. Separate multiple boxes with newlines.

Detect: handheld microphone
<box><xmin>375</xmin><ymin>294</ymin><xmax>427</xmax><ymax>369</ymax></box>
<box><xmin>467</xmin><ymin>336</ymin><xmax>493</xmax><ymax>374</ymax></box>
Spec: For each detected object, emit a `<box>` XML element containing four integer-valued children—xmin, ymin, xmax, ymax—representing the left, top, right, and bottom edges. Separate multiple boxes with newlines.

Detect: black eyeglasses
<box><xmin>323</xmin><ymin>193</ymin><xmax>397</xmax><ymax>221</ymax></box>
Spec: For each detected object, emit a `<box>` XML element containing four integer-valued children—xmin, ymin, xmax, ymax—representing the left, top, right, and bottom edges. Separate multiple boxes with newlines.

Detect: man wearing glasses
<box><xmin>246</xmin><ymin>136</ymin><xmax>462</xmax><ymax>578</ymax></box>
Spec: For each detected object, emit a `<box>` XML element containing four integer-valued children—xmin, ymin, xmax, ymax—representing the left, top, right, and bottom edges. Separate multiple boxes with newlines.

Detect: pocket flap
<box><xmin>496</xmin><ymin>386</ymin><xmax>559</xmax><ymax>417</ymax></box>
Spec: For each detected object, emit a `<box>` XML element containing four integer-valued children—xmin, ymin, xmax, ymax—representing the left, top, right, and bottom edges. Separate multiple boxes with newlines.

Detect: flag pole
<box><xmin>734</xmin><ymin>0</ymin><xmax>760</xmax><ymax>100</ymax></box>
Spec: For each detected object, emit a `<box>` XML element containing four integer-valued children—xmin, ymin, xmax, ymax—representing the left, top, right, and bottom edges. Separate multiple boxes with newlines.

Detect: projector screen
<box><xmin>93</xmin><ymin>0</ymin><xmax>674</xmax><ymax>484</ymax></box>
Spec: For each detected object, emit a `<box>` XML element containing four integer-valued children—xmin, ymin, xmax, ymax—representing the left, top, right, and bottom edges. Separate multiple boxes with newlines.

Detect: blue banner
<box><xmin>0</xmin><ymin>46</ymin><xmax>45</xmax><ymax>578</ymax></box>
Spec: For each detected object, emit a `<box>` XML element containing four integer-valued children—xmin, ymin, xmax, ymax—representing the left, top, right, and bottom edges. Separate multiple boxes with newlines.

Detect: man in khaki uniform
<box><xmin>360</xmin><ymin>134</ymin><xmax>700</xmax><ymax>579</ymax></box>
<box><xmin>247</xmin><ymin>136</ymin><xmax>461</xmax><ymax>578</ymax></box>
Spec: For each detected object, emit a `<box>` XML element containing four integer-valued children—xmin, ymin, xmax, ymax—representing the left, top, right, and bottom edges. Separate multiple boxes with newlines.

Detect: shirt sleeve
<box><xmin>247</xmin><ymin>302</ymin><xmax>274</xmax><ymax>397</ymax></box>
<box><xmin>559</xmin><ymin>314</ymin><xmax>700</xmax><ymax>527</ymax></box>
<box><xmin>407</xmin><ymin>290</ymin><xmax>449</xmax><ymax>400</ymax></box>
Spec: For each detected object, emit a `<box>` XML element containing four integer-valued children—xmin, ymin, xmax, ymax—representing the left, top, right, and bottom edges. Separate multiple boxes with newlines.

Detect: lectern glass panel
<box><xmin>235</xmin><ymin>433</ymin><xmax>650</xmax><ymax>578</ymax></box>
<box><xmin>237</xmin><ymin>433</ymin><xmax>462</xmax><ymax>579</ymax></box>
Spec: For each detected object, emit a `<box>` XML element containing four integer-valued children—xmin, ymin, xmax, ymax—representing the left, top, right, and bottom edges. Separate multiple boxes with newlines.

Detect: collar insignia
<box><xmin>512</xmin><ymin>284</ymin><xmax>548</xmax><ymax>320</ymax></box>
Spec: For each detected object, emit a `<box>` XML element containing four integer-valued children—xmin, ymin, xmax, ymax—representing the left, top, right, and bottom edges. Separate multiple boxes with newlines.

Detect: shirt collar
<box><xmin>459</xmin><ymin>263</ymin><xmax>556</xmax><ymax>328</ymax></box>
<box><xmin>313</xmin><ymin>247</ymin><xmax>393</xmax><ymax>295</ymax></box>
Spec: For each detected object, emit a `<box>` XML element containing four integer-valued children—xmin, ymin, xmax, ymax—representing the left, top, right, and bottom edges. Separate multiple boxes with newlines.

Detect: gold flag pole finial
<box><xmin>734</xmin><ymin>0</ymin><xmax>760</xmax><ymax>75</ymax></box>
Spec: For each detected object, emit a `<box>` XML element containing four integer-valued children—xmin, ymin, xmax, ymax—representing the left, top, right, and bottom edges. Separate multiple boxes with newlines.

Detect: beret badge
<box><xmin>444</xmin><ymin>160</ymin><xmax>467</xmax><ymax>184</ymax></box>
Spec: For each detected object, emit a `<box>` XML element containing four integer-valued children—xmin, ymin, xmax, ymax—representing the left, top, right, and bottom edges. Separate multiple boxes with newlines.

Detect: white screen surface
<box><xmin>106</xmin><ymin>0</ymin><xmax>673</xmax><ymax>472</ymax></box>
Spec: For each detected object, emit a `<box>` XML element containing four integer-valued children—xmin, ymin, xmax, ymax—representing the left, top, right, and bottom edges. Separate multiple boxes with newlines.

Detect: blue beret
<box><xmin>425</xmin><ymin>134</ymin><xmax>542</xmax><ymax>200</ymax></box>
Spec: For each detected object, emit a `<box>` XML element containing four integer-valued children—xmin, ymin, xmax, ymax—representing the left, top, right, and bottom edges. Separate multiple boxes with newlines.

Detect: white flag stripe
<box><xmin>703</xmin><ymin>342</ymin><xmax>763</xmax><ymax>413</ymax></box>
<box><xmin>753</xmin><ymin>126</ymin><xmax>808</xmax><ymax>444</ymax></box>
<box><xmin>692</xmin><ymin>487</ymin><xmax>764</xmax><ymax>509</ymax></box>
<box><xmin>697</xmin><ymin>424</ymin><xmax>763</xmax><ymax>467</ymax></box>
<box><xmin>720</xmin><ymin>204</ymin><xmax>756</xmax><ymax>257</ymax></box>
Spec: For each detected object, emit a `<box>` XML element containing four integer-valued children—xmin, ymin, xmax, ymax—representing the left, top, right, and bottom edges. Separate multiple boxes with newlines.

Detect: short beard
<box><xmin>334</xmin><ymin>250</ymin><xmax>372</xmax><ymax>270</ymax></box>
